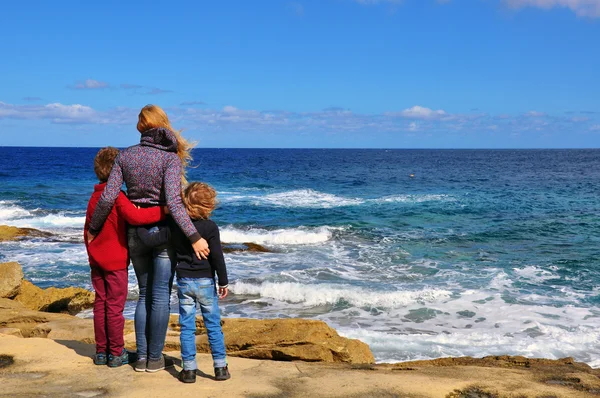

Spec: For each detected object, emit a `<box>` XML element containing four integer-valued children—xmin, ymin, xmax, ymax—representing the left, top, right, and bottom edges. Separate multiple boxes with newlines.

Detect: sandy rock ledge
<box><xmin>0</xmin><ymin>262</ymin><xmax>23</xmax><ymax>299</ymax></box>
<box><xmin>0</xmin><ymin>225</ymin><xmax>53</xmax><ymax>242</ymax></box>
<box><xmin>14</xmin><ymin>280</ymin><xmax>95</xmax><ymax>315</ymax></box>
<box><xmin>2</xmin><ymin>334</ymin><xmax>600</xmax><ymax>398</ymax></box>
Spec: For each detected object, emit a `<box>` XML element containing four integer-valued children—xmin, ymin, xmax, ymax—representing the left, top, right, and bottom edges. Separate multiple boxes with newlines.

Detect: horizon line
<box><xmin>1</xmin><ymin>146</ymin><xmax>600</xmax><ymax>151</ymax></box>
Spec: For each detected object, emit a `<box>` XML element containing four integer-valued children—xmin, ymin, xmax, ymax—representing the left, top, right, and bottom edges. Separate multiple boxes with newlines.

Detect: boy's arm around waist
<box><xmin>115</xmin><ymin>192</ymin><xmax>166</xmax><ymax>225</ymax></box>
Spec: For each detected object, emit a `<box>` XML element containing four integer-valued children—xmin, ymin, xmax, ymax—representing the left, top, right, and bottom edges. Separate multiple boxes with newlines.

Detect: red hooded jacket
<box><xmin>84</xmin><ymin>183</ymin><xmax>165</xmax><ymax>271</ymax></box>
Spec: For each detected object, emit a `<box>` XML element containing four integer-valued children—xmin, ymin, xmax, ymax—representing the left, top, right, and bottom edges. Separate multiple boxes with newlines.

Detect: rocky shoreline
<box><xmin>2</xmin><ymin>226</ymin><xmax>600</xmax><ymax>396</ymax></box>
<box><xmin>0</xmin><ymin>261</ymin><xmax>373</xmax><ymax>364</ymax></box>
<box><xmin>2</xmin><ymin>333</ymin><xmax>600</xmax><ymax>398</ymax></box>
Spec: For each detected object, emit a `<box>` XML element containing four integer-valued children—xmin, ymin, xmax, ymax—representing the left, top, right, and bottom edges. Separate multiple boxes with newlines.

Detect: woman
<box><xmin>87</xmin><ymin>105</ymin><xmax>209</xmax><ymax>372</ymax></box>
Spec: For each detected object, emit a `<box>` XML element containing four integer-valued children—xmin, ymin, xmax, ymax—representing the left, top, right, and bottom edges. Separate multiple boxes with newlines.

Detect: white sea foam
<box><xmin>321</xmin><ymin>286</ymin><xmax>600</xmax><ymax>365</ymax></box>
<box><xmin>488</xmin><ymin>271</ymin><xmax>512</xmax><ymax>289</ymax></box>
<box><xmin>221</xmin><ymin>190</ymin><xmax>361</xmax><ymax>209</ymax></box>
<box><xmin>0</xmin><ymin>200</ymin><xmax>84</xmax><ymax>230</ymax></box>
<box><xmin>372</xmin><ymin>194</ymin><xmax>455</xmax><ymax>204</ymax></box>
<box><xmin>339</xmin><ymin>322</ymin><xmax>600</xmax><ymax>365</ymax></box>
<box><xmin>0</xmin><ymin>200</ymin><xmax>34</xmax><ymax>221</ymax></box>
<box><xmin>513</xmin><ymin>265</ymin><xmax>556</xmax><ymax>283</ymax></box>
<box><xmin>263</xmin><ymin>189</ymin><xmax>365</xmax><ymax>208</ymax></box>
<box><xmin>230</xmin><ymin>281</ymin><xmax>452</xmax><ymax>308</ymax></box>
<box><xmin>220</xmin><ymin>225</ymin><xmax>335</xmax><ymax>245</ymax></box>
<box><xmin>9</xmin><ymin>213</ymin><xmax>85</xmax><ymax>229</ymax></box>
<box><xmin>221</xmin><ymin>189</ymin><xmax>456</xmax><ymax>209</ymax></box>
<box><xmin>5</xmin><ymin>240</ymin><xmax>88</xmax><ymax>269</ymax></box>
<box><xmin>222</xmin><ymin>264</ymin><xmax>600</xmax><ymax>366</ymax></box>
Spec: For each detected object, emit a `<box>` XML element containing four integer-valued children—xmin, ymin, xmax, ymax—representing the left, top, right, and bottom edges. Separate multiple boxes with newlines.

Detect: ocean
<box><xmin>1</xmin><ymin>147</ymin><xmax>599</xmax><ymax>366</ymax></box>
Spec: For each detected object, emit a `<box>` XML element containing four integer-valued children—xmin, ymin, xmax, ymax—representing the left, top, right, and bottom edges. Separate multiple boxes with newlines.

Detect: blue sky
<box><xmin>1</xmin><ymin>0</ymin><xmax>599</xmax><ymax>148</ymax></box>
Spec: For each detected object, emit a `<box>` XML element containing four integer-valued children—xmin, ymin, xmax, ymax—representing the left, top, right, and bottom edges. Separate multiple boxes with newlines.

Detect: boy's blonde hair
<box><xmin>183</xmin><ymin>182</ymin><xmax>217</xmax><ymax>220</ymax></box>
<box><xmin>94</xmin><ymin>147</ymin><xmax>120</xmax><ymax>182</ymax></box>
<box><xmin>137</xmin><ymin>104</ymin><xmax>195</xmax><ymax>184</ymax></box>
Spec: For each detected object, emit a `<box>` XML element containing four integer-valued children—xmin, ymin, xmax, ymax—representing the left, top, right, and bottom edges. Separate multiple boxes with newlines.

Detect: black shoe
<box><xmin>214</xmin><ymin>366</ymin><xmax>231</xmax><ymax>381</ymax></box>
<box><xmin>178</xmin><ymin>369</ymin><xmax>197</xmax><ymax>383</ymax></box>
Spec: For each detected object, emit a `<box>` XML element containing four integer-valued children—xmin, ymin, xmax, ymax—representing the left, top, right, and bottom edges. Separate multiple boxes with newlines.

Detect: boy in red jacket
<box><xmin>84</xmin><ymin>147</ymin><xmax>166</xmax><ymax>367</ymax></box>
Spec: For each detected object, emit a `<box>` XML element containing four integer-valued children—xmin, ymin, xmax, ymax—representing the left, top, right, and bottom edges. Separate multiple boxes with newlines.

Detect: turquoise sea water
<box><xmin>1</xmin><ymin>147</ymin><xmax>599</xmax><ymax>365</ymax></box>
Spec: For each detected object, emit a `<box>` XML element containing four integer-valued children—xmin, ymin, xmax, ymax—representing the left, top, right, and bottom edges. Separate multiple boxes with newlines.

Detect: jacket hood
<box><xmin>139</xmin><ymin>127</ymin><xmax>178</xmax><ymax>153</ymax></box>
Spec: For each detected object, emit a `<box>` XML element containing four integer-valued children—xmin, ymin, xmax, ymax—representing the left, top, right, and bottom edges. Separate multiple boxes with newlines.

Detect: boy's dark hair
<box><xmin>94</xmin><ymin>147</ymin><xmax>120</xmax><ymax>182</ymax></box>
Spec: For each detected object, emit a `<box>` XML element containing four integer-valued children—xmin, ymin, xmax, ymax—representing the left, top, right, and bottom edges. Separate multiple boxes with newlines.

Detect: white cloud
<box><xmin>322</xmin><ymin>106</ymin><xmax>351</xmax><ymax>114</ymax></box>
<box><xmin>386</xmin><ymin>105</ymin><xmax>447</xmax><ymax>120</ymax></box>
<box><xmin>0</xmin><ymin>101</ymin><xmax>134</xmax><ymax>124</ymax></box>
<box><xmin>525</xmin><ymin>110</ymin><xmax>546</xmax><ymax>117</ymax></box>
<box><xmin>352</xmin><ymin>0</ymin><xmax>600</xmax><ymax>17</ymax></box>
<box><xmin>74</xmin><ymin>79</ymin><xmax>109</xmax><ymax>89</ymax></box>
<box><xmin>44</xmin><ymin>103</ymin><xmax>96</xmax><ymax>120</ymax></box>
<box><xmin>503</xmin><ymin>0</ymin><xmax>600</xmax><ymax>17</ymax></box>
<box><xmin>1</xmin><ymin>100</ymin><xmax>599</xmax><ymax>137</ymax></box>
<box><xmin>223</xmin><ymin>105</ymin><xmax>239</xmax><ymax>113</ymax></box>
<box><xmin>0</xmin><ymin>102</ymin><xmax>95</xmax><ymax>122</ymax></box>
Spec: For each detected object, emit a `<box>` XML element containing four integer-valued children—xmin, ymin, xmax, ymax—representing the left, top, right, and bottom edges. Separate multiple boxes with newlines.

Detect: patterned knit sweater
<box><xmin>88</xmin><ymin>127</ymin><xmax>201</xmax><ymax>243</ymax></box>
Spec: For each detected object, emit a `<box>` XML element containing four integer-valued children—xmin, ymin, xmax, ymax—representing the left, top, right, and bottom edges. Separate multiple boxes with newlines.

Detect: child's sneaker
<box><xmin>93</xmin><ymin>352</ymin><xmax>107</xmax><ymax>366</ymax></box>
<box><xmin>214</xmin><ymin>366</ymin><xmax>231</xmax><ymax>381</ymax></box>
<box><xmin>107</xmin><ymin>349</ymin><xmax>129</xmax><ymax>368</ymax></box>
<box><xmin>178</xmin><ymin>369</ymin><xmax>197</xmax><ymax>383</ymax></box>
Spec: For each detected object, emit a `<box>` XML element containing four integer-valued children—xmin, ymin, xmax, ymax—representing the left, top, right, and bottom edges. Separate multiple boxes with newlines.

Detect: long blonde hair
<box><xmin>137</xmin><ymin>104</ymin><xmax>195</xmax><ymax>183</ymax></box>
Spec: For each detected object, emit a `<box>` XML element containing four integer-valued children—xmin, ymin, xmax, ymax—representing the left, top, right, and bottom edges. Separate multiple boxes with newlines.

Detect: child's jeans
<box><xmin>90</xmin><ymin>266</ymin><xmax>129</xmax><ymax>356</ymax></box>
<box><xmin>177</xmin><ymin>277</ymin><xmax>227</xmax><ymax>370</ymax></box>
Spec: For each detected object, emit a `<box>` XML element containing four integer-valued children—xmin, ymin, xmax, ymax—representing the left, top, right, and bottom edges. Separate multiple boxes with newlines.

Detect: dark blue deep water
<box><xmin>1</xmin><ymin>147</ymin><xmax>600</xmax><ymax>364</ymax></box>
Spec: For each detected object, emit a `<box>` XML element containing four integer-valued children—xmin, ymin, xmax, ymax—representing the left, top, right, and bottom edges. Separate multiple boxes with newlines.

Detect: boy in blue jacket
<box><xmin>137</xmin><ymin>182</ymin><xmax>230</xmax><ymax>383</ymax></box>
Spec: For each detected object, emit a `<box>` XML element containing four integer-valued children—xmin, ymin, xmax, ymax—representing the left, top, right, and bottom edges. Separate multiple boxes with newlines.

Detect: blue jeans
<box><xmin>178</xmin><ymin>277</ymin><xmax>227</xmax><ymax>370</ymax></box>
<box><xmin>128</xmin><ymin>227</ymin><xmax>176</xmax><ymax>361</ymax></box>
